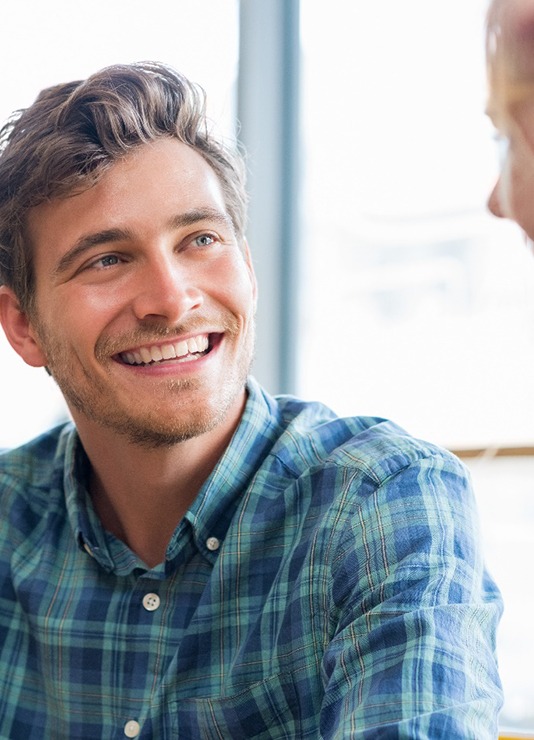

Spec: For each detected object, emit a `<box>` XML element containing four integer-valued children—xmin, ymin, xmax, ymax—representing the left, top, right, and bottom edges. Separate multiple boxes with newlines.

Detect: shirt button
<box><xmin>124</xmin><ymin>719</ymin><xmax>141</xmax><ymax>737</ymax></box>
<box><xmin>142</xmin><ymin>592</ymin><xmax>160</xmax><ymax>611</ymax></box>
<box><xmin>206</xmin><ymin>536</ymin><xmax>220</xmax><ymax>551</ymax></box>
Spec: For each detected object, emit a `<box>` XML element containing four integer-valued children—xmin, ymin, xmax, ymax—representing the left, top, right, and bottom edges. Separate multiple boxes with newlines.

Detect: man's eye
<box><xmin>193</xmin><ymin>234</ymin><xmax>216</xmax><ymax>248</ymax></box>
<box><xmin>94</xmin><ymin>254</ymin><xmax>120</xmax><ymax>269</ymax></box>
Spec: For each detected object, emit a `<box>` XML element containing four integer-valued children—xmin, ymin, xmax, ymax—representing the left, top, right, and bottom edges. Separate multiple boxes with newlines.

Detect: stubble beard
<box><xmin>34</xmin><ymin>318</ymin><xmax>255</xmax><ymax>449</ymax></box>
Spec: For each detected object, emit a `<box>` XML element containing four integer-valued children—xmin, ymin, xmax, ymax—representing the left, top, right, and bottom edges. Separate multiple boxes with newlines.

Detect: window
<box><xmin>300</xmin><ymin>0</ymin><xmax>534</xmax><ymax>729</ymax></box>
<box><xmin>0</xmin><ymin>0</ymin><xmax>239</xmax><ymax>447</ymax></box>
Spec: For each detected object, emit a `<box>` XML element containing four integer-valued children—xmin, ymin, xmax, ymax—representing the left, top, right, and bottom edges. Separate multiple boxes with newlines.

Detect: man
<box><xmin>487</xmin><ymin>0</ymin><xmax>534</xmax><ymax>241</ymax></box>
<box><xmin>0</xmin><ymin>62</ymin><xmax>502</xmax><ymax>738</ymax></box>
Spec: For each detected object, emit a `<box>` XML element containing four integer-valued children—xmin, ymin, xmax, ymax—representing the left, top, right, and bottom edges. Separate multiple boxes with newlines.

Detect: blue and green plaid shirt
<box><xmin>0</xmin><ymin>378</ymin><xmax>502</xmax><ymax>738</ymax></box>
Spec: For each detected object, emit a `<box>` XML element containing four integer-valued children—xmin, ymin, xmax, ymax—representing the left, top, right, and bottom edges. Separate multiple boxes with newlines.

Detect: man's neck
<box><xmin>72</xmin><ymin>399</ymin><xmax>245</xmax><ymax>568</ymax></box>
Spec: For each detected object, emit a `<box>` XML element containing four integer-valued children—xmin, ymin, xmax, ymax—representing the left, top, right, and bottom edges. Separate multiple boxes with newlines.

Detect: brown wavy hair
<box><xmin>0</xmin><ymin>61</ymin><xmax>247</xmax><ymax>313</ymax></box>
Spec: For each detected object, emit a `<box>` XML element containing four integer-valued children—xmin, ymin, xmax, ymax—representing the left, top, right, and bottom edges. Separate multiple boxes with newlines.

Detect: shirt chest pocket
<box><xmin>171</xmin><ymin>672</ymin><xmax>305</xmax><ymax>739</ymax></box>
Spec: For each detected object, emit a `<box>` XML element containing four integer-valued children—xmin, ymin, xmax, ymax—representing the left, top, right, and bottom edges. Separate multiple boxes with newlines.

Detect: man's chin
<box><xmin>69</xmin><ymin>383</ymin><xmax>247</xmax><ymax>449</ymax></box>
<box><xmin>76</xmin><ymin>402</ymin><xmax>223</xmax><ymax>449</ymax></box>
<box><xmin>112</xmin><ymin>416</ymin><xmax>221</xmax><ymax>449</ymax></box>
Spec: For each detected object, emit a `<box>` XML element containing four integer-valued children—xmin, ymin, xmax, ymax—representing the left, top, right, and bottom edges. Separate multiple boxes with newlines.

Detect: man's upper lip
<box><xmin>117</xmin><ymin>333</ymin><xmax>213</xmax><ymax>365</ymax></box>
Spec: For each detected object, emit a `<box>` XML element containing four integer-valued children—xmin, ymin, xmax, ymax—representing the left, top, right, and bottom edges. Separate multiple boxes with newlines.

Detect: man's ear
<box><xmin>0</xmin><ymin>286</ymin><xmax>48</xmax><ymax>368</ymax></box>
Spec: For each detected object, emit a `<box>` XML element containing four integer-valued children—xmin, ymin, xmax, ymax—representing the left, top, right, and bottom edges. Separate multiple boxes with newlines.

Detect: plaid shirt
<box><xmin>0</xmin><ymin>378</ymin><xmax>502</xmax><ymax>738</ymax></box>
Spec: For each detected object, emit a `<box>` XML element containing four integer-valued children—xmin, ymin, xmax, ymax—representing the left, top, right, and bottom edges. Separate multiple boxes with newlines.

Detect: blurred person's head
<box><xmin>486</xmin><ymin>0</ymin><xmax>534</xmax><ymax>241</ymax></box>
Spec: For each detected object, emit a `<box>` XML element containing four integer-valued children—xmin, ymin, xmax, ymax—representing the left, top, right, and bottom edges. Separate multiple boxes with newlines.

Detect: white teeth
<box><xmin>196</xmin><ymin>335</ymin><xmax>209</xmax><ymax>352</ymax></box>
<box><xmin>150</xmin><ymin>346</ymin><xmax>163</xmax><ymax>362</ymax></box>
<box><xmin>161</xmin><ymin>344</ymin><xmax>176</xmax><ymax>360</ymax></box>
<box><xmin>121</xmin><ymin>335</ymin><xmax>210</xmax><ymax>365</ymax></box>
<box><xmin>140</xmin><ymin>347</ymin><xmax>152</xmax><ymax>363</ymax></box>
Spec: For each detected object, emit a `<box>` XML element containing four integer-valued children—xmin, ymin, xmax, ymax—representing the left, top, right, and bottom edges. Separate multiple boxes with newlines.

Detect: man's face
<box><xmin>23</xmin><ymin>138</ymin><xmax>257</xmax><ymax>447</ymax></box>
<box><xmin>487</xmin><ymin>0</ymin><xmax>534</xmax><ymax>243</ymax></box>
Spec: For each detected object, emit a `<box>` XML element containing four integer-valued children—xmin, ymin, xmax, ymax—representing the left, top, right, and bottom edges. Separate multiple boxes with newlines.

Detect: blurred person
<box><xmin>0</xmin><ymin>62</ymin><xmax>502</xmax><ymax>737</ymax></box>
<box><xmin>487</xmin><ymin>0</ymin><xmax>534</xmax><ymax>238</ymax></box>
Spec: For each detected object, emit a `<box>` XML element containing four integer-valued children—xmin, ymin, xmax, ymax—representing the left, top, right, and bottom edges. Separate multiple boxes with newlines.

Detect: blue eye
<box><xmin>194</xmin><ymin>234</ymin><xmax>216</xmax><ymax>247</ymax></box>
<box><xmin>91</xmin><ymin>254</ymin><xmax>121</xmax><ymax>270</ymax></box>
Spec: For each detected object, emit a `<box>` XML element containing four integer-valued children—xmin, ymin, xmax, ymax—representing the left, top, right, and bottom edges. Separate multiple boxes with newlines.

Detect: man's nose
<box><xmin>487</xmin><ymin>178</ymin><xmax>505</xmax><ymax>218</ymax></box>
<box><xmin>131</xmin><ymin>256</ymin><xmax>203</xmax><ymax>323</ymax></box>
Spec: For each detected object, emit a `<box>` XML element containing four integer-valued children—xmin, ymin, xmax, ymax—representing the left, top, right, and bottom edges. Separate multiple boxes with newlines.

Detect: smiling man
<box><xmin>0</xmin><ymin>62</ymin><xmax>503</xmax><ymax>738</ymax></box>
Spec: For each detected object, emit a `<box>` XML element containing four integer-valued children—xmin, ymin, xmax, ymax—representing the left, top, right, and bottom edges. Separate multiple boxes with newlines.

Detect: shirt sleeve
<box><xmin>318</xmin><ymin>451</ymin><xmax>503</xmax><ymax>739</ymax></box>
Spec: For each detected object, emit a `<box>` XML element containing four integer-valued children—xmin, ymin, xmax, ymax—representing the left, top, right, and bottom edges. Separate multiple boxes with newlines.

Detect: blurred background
<box><xmin>0</xmin><ymin>0</ymin><xmax>532</xmax><ymax>731</ymax></box>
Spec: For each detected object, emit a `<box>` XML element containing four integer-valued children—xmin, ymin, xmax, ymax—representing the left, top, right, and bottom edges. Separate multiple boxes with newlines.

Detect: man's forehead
<box><xmin>25</xmin><ymin>139</ymin><xmax>231</xmax><ymax>256</ymax></box>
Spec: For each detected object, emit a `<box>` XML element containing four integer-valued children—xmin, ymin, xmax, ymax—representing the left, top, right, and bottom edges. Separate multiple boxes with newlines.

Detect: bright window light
<box><xmin>300</xmin><ymin>0</ymin><xmax>534</xmax><ymax>729</ymax></box>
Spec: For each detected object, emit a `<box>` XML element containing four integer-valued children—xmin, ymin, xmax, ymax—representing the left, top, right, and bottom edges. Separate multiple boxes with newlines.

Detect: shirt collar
<box><xmin>61</xmin><ymin>428</ymin><xmax>124</xmax><ymax>573</ymax></box>
<box><xmin>169</xmin><ymin>377</ymin><xmax>282</xmax><ymax>561</ymax></box>
<box><xmin>61</xmin><ymin>377</ymin><xmax>282</xmax><ymax>573</ymax></box>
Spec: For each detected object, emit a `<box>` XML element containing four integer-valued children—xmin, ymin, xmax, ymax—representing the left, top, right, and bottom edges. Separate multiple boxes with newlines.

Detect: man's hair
<box><xmin>0</xmin><ymin>61</ymin><xmax>248</xmax><ymax>313</ymax></box>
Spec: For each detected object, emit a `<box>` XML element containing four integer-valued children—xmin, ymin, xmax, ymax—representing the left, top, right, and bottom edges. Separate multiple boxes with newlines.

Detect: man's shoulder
<box><xmin>271</xmin><ymin>393</ymin><xmax>464</xmax><ymax>487</ymax></box>
<box><xmin>0</xmin><ymin>422</ymin><xmax>75</xmax><ymax>495</ymax></box>
<box><xmin>256</xmin><ymin>394</ymin><xmax>473</xmax><ymax>559</ymax></box>
<box><xmin>0</xmin><ymin>424</ymin><xmax>76</xmax><ymax>548</ymax></box>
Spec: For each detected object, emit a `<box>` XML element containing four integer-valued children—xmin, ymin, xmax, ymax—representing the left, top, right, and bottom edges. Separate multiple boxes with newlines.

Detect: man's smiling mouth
<box><xmin>119</xmin><ymin>334</ymin><xmax>212</xmax><ymax>366</ymax></box>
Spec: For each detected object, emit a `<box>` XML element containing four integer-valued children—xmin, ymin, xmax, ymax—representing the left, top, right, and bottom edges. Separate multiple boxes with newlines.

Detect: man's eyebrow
<box><xmin>53</xmin><ymin>208</ymin><xmax>235</xmax><ymax>277</ymax></box>
<box><xmin>54</xmin><ymin>228</ymin><xmax>132</xmax><ymax>276</ymax></box>
<box><xmin>167</xmin><ymin>207</ymin><xmax>234</xmax><ymax>231</ymax></box>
